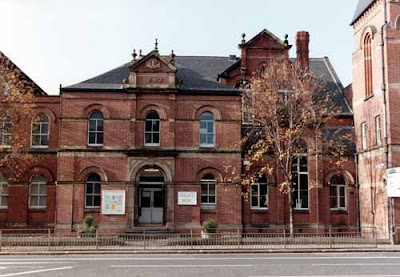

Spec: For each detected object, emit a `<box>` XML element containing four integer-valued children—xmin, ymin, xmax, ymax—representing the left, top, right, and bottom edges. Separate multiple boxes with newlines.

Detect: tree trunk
<box><xmin>288</xmin><ymin>191</ymin><xmax>294</xmax><ymax>236</ymax></box>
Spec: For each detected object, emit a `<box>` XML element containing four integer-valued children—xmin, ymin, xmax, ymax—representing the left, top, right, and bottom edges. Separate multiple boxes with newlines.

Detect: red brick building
<box><xmin>0</xmin><ymin>29</ymin><xmax>357</xmax><ymax>234</ymax></box>
<box><xmin>351</xmin><ymin>0</ymin><xmax>400</xmax><ymax>242</ymax></box>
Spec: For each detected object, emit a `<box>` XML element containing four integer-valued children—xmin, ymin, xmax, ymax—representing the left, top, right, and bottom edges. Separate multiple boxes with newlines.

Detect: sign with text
<box><xmin>102</xmin><ymin>190</ymin><xmax>126</xmax><ymax>215</ymax></box>
<box><xmin>387</xmin><ymin>167</ymin><xmax>400</xmax><ymax>197</ymax></box>
<box><xmin>178</xmin><ymin>191</ymin><xmax>197</xmax><ymax>205</ymax></box>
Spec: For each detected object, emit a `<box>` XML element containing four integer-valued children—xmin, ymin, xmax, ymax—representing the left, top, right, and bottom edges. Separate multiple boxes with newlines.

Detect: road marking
<box><xmin>313</xmin><ymin>263</ymin><xmax>400</xmax><ymax>266</ymax></box>
<box><xmin>3</xmin><ymin>256</ymin><xmax>400</xmax><ymax>261</ymax></box>
<box><xmin>0</xmin><ymin>266</ymin><xmax>73</xmax><ymax>277</ymax></box>
<box><xmin>0</xmin><ymin>262</ymin><xmax>66</xmax><ymax>265</ymax></box>
<box><xmin>111</xmin><ymin>264</ymin><xmax>253</xmax><ymax>268</ymax></box>
<box><xmin>250</xmin><ymin>275</ymin><xmax>400</xmax><ymax>277</ymax></box>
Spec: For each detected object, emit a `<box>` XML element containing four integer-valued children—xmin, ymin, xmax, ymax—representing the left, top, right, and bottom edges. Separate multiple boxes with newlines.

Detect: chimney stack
<box><xmin>296</xmin><ymin>31</ymin><xmax>309</xmax><ymax>71</ymax></box>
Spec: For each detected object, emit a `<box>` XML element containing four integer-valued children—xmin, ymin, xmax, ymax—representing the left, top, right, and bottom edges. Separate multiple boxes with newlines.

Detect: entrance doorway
<box><xmin>138</xmin><ymin>167</ymin><xmax>165</xmax><ymax>225</ymax></box>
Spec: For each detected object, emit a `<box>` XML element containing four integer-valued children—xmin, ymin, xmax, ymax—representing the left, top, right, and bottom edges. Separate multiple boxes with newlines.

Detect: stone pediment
<box><xmin>125</xmin><ymin>49</ymin><xmax>177</xmax><ymax>89</ymax></box>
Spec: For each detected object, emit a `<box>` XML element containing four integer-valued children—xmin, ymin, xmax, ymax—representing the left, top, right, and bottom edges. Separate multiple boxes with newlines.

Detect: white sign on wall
<box><xmin>178</xmin><ymin>191</ymin><xmax>197</xmax><ymax>205</ymax></box>
<box><xmin>387</xmin><ymin>167</ymin><xmax>400</xmax><ymax>197</ymax></box>
<box><xmin>102</xmin><ymin>190</ymin><xmax>126</xmax><ymax>215</ymax></box>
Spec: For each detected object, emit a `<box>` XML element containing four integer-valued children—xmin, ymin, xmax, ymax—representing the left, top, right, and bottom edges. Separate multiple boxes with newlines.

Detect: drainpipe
<box><xmin>355</xmin><ymin>154</ymin><xmax>361</xmax><ymax>232</ymax></box>
<box><xmin>380</xmin><ymin>0</ymin><xmax>392</xmax><ymax>244</ymax></box>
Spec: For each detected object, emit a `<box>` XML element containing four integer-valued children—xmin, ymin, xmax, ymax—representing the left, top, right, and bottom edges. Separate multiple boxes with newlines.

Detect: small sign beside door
<box><xmin>178</xmin><ymin>191</ymin><xmax>197</xmax><ymax>205</ymax></box>
<box><xmin>102</xmin><ymin>190</ymin><xmax>126</xmax><ymax>215</ymax></box>
<box><xmin>387</xmin><ymin>168</ymin><xmax>400</xmax><ymax>197</ymax></box>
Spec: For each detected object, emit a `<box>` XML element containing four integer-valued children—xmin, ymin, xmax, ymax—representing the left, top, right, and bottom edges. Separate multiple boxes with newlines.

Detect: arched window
<box><xmin>330</xmin><ymin>175</ymin><xmax>347</xmax><ymax>210</ymax></box>
<box><xmin>251</xmin><ymin>174</ymin><xmax>268</xmax><ymax>209</ymax></box>
<box><xmin>88</xmin><ymin>111</ymin><xmax>104</xmax><ymax>146</ymax></box>
<box><xmin>145</xmin><ymin>112</ymin><xmax>160</xmax><ymax>146</ymax></box>
<box><xmin>364</xmin><ymin>33</ymin><xmax>373</xmax><ymax>98</ymax></box>
<box><xmin>201</xmin><ymin>173</ymin><xmax>216</xmax><ymax>206</ymax></box>
<box><xmin>0</xmin><ymin>116</ymin><xmax>11</xmax><ymax>146</ymax></box>
<box><xmin>31</xmin><ymin>114</ymin><xmax>49</xmax><ymax>148</ymax></box>
<box><xmin>292</xmin><ymin>141</ymin><xmax>308</xmax><ymax>210</ymax></box>
<box><xmin>86</xmin><ymin>173</ymin><xmax>101</xmax><ymax>208</ymax></box>
<box><xmin>29</xmin><ymin>175</ymin><xmax>47</xmax><ymax>208</ymax></box>
<box><xmin>200</xmin><ymin>112</ymin><xmax>215</xmax><ymax>147</ymax></box>
<box><xmin>0</xmin><ymin>174</ymin><xmax>8</xmax><ymax>208</ymax></box>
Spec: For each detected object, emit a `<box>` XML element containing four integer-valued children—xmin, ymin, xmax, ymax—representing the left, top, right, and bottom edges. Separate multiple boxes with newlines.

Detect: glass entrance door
<box><xmin>138</xmin><ymin>188</ymin><xmax>163</xmax><ymax>224</ymax></box>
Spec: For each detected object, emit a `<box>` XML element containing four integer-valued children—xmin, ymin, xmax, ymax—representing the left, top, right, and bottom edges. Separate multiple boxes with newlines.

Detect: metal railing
<box><xmin>0</xmin><ymin>228</ymin><xmax>378</xmax><ymax>252</ymax></box>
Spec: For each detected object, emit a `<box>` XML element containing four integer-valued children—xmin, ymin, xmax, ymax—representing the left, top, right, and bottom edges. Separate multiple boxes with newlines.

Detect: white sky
<box><xmin>0</xmin><ymin>0</ymin><xmax>358</xmax><ymax>95</ymax></box>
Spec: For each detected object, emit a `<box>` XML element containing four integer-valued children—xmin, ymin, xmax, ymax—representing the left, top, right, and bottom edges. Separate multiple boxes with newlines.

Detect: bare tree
<box><xmin>0</xmin><ymin>52</ymin><xmax>37</xmax><ymax>179</ymax></box>
<box><xmin>240</xmin><ymin>59</ymin><xmax>349</xmax><ymax>234</ymax></box>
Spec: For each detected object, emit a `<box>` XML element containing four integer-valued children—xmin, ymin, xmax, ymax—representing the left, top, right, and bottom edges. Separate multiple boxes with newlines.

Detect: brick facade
<box><xmin>0</xmin><ymin>29</ymin><xmax>357</xmax><ymax>234</ymax></box>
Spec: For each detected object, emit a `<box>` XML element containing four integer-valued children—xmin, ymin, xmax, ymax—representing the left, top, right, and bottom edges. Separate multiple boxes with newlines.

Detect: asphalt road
<box><xmin>0</xmin><ymin>253</ymin><xmax>400</xmax><ymax>276</ymax></box>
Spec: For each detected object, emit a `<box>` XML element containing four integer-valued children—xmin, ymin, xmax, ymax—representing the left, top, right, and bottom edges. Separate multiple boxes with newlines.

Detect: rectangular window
<box><xmin>330</xmin><ymin>185</ymin><xmax>347</xmax><ymax>210</ymax></box>
<box><xmin>201</xmin><ymin>180</ymin><xmax>216</xmax><ymax>206</ymax></box>
<box><xmin>85</xmin><ymin>182</ymin><xmax>101</xmax><ymax>208</ymax></box>
<box><xmin>0</xmin><ymin>118</ymin><xmax>11</xmax><ymax>146</ymax></box>
<box><xmin>29</xmin><ymin>182</ymin><xmax>47</xmax><ymax>208</ymax></box>
<box><xmin>361</xmin><ymin>122</ymin><xmax>367</xmax><ymax>150</ymax></box>
<box><xmin>292</xmin><ymin>155</ymin><xmax>309</xmax><ymax>210</ymax></box>
<box><xmin>375</xmin><ymin>116</ymin><xmax>382</xmax><ymax>146</ymax></box>
<box><xmin>0</xmin><ymin>183</ymin><xmax>8</xmax><ymax>208</ymax></box>
<box><xmin>251</xmin><ymin>183</ymin><xmax>268</xmax><ymax>209</ymax></box>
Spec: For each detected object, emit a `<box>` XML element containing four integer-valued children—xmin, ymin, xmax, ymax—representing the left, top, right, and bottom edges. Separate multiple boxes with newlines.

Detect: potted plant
<box><xmin>201</xmin><ymin>218</ymin><xmax>218</xmax><ymax>239</ymax></box>
<box><xmin>77</xmin><ymin>215</ymin><xmax>98</xmax><ymax>237</ymax></box>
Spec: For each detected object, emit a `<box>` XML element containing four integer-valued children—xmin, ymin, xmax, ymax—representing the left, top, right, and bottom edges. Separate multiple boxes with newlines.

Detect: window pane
<box><xmin>145</xmin><ymin>120</ymin><xmax>152</xmax><ymax>132</ymax></box>
<box><xmin>32</xmin><ymin>135</ymin><xmax>40</xmax><ymax>146</ymax></box>
<box><xmin>200</xmin><ymin>121</ymin><xmax>206</xmax><ymax>129</ymax></box>
<box><xmin>94</xmin><ymin>184</ymin><xmax>101</xmax><ymax>194</ymax></box>
<box><xmin>300</xmin><ymin>191</ymin><xmax>308</xmax><ymax>208</ymax></box>
<box><xmin>30</xmin><ymin>196</ymin><xmax>38</xmax><ymax>207</ymax></box>
<box><xmin>153</xmin><ymin>133</ymin><xmax>160</xmax><ymax>144</ymax></box>
<box><xmin>331</xmin><ymin>195</ymin><xmax>337</xmax><ymax>208</ymax></box>
<box><xmin>86</xmin><ymin>183</ymin><xmax>93</xmax><ymax>194</ymax></box>
<box><xmin>339</xmin><ymin>196</ymin><xmax>346</xmax><ymax>208</ymax></box>
<box><xmin>2</xmin><ymin>196</ymin><xmax>8</xmax><ymax>207</ymax></box>
<box><xmin>86</xmin><ymin>196</ymin><xmax>93</xmax><ymax>207</ymax></box>
<box><xmin>339</xmin><ymin>186</ymin><xmax>346</xmax><ymax>197</ymax></box>
<box><xmin>200</xmin><ymin>134</ymin><xmax>207</xmax><ymax>144</ymax></box>
<box><xmin>41</xmin><ymin>123</ymin><xmax>49</xmax><ymax>134</ymax></box>
<box><xmin>153</xmin><ymin>120</ymin><xmax>160</xmax><ymax>131</ymax></box>
<box><xmin>260</xmin><ymin>194</ymin><xmax>268</xmax><ymax>208</ymax></box>
<box><xmin>299</xmin><ymin>157</ymin><xmax>307</xmax><ymax>172</ymax></box>
<box><xmin>145</xmin><ymin>134</ymin><xmax>152</xmax><ymax>143</ymax></box>
<box><xmin>209</xmin><ymin>183</ymin><xmax>215</xmax><ymax>195</ymax></box>
<box><xmin>201</xmin><ymin>184</ymin><xmax>208</xmax><ymax>195</ymax></box>
<box><xmin>89</xmin><ymin>120</ymin><xmax>97</xmax><ymax>132</ymax></box>
<box><xmin>207</xmin><ymin>122</ymin><xmax>214</xmax><ymax>133</ymax></box>
<box><xmin>260</xmin><ymin>183</ymin><xmax>267</xmax><ymax>195</ymax></box>
<box><xmin>93</xmin><ymin>196</ymin><xmax>100</xmax><ymax>207</ymax></box>
<box><xmin>97</xmin><ymin>119</ymin><xmax>103</xmax><ymax>131</ymax></box>
<box><xmin>88</xmin><ymin>133</ymin><xmax>96</xmax><ymax>144</ymax></box>
<box><xmin>39</xmin><ymin>196</ymin><xmax>46</xmax><ymax>207</ymax></box>
<box><xmin>39</xmin><ymin>184</ymin><xmax>46</xmax><ymax>194</ymax></box>
<box><xmin>251</xmin><ymin>196</ymin><xmax>258</xmax><ymax>207</ymax></box>
<box><xmin>41</xmin><ymin>135</ymin><xmax>49</xmax><ymax>146</ymax></box>
<box><xmin>300</xmin><ymin>174</ymin><xmax>308</xmax><ymax>190</ymax></box>
<box><xmin>209</xmin><ymin>196</ymin><xmax>215</xmax><ymax>204</ymax></box>
<box><xmin>207</xmin><ymin>134</ymin><xmax>214</xmax><ymax>144</ymax></box>
<box><xmin>201</xmin><ymin>196</ymin><xmax>208</xmax><ymax>203</ymax></box>
<box><xmin>97</xmin><ymin>133</ymin><xmax>103</xmax><ymax>144</ymax></box>
<box><xmin>30</xmin><ymin>183</ymin><xmax>39</xmax><ymax>194</ymax></box>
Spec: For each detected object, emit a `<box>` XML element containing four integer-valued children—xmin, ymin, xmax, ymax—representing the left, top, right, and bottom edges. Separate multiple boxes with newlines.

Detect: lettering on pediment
<box><xmin>145</xmin><ymin>59</ymin><xmax>161</xmax><ymax>70</ymax></box>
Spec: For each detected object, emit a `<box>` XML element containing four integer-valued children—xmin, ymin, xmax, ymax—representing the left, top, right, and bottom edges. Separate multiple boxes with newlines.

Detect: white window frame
<box><xmin>144</xmin><ymin>112</ymin><xmax>160</xmax><ymax>147</ymax></box>
<box><xmin>375</xmin><ymin>116</ymin><xmax>382</xmax><ymax>146</ymax></box>
<box><xmin>85</xmin><ymin>175</ymin><xmax>101</xmax><ymax>208</ymax></box>
<box><xmin>292</xmin><ymin>155</ymin><xmax>309</xmax><ymax>210</ymax></box>
<box><xmin>31</xmin><ymin>114</ymin><xmax>50</xmax><ymax>149</ymax></box>
<box><xmin>0</xmin><ymin>175</ymin><xmax>8</xmax><ymax>209</ymax></box>
<box><xmin>330</xmin><ymin>182</ymin><xmax>347</xmax><ymax>211</ymax></box>
<box><xmin>201</xmin><ymin>177</ymin><xmax>217</xmax><ymax>207</ymax></box>
<box><xmin>199</xmin><ymin>112</ymin><xmax>215</xmax><ymax>148</ymax></box>
<box><xmin>87</xmin><ymin>111</ymin><xmax>104</xmax><ymax>147</ymax></box>
<box><xmin>361</xmin><ymin>122</ymin><xmax>367</xmax><ymax>150</ymax></box>
<box><xmin>250</xmin><ymin>182</ymin><xmax>268</xmax><ymax>210</ymax></box>
<box><xmin>0</xmin><ymin>117</ymin><xmax>11</xmax><ymax>146</ymax></box>
<box><xmin>29</xmin><ymin>176</ymin><xmax>47</xmax><ymax>209</ymax></box>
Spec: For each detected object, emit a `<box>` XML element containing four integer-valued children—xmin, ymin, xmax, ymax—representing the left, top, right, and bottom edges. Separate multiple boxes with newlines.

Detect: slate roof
<box><xmin>64</xmin><ymin>56</ymin><xmax>352</xmax><ymax>115</ymax></box>
<box><xmin>350</xmin><ymin>0</ymin><xmax>376</xmax><ymax>25</ymax></box>
<box><xmin>65</xmin><ymin>56</ymin><xmax>240</xmax><ymax>93</ymax></box>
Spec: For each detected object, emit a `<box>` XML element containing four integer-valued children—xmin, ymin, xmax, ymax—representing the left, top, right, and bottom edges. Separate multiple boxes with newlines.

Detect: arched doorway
<box><xmin>138</xmin><ymin>166</ymin><xmax>165</xmax><ymax>224</ymax></box>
